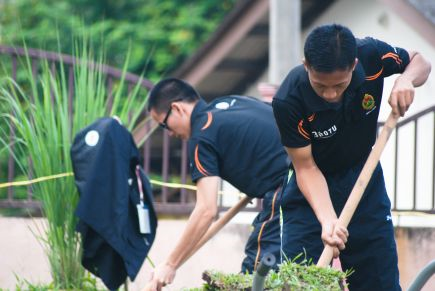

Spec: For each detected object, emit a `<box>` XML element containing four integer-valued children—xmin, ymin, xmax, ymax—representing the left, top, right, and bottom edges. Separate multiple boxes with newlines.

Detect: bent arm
<box><xmin>286</xmin><ymin>145</ymin><xmax>336</xmax><ymax>225</ymax></box>
<box><xmin>400</xmin><ymin>51</ymin><xmax>431</xmax><ymax>87</ymax></box>
<box><xmin>389</xmin><ymin>51</ymin><xmax>431</xmax><ymax>116</ymax></box>
<box><xmin>166</xmin><ymin>176</ymin><xmax>219</xmax><ymax>268</ymax></box>
<box><xmin>146</xmin><ymin>176</ymin><xmax>219</xmax><ymax>290</ymax></box>
<box><xmin>285</xmin><ymin>145</ymin><xmax>348</xmax><ymax>255</ymax></box>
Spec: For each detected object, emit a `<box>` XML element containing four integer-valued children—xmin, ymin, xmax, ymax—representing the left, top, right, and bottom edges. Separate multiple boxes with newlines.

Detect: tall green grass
<box><xmin>0</xmin><ymin>42</ymin><xmax>149</xmax><ymax>288</ymax></box>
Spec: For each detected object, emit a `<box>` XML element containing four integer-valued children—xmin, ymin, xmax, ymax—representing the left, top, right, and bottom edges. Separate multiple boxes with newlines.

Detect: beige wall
<box><xmin>306</xmin><ymin>0</ymin><xmax>435</xmax><ymax>214</ymax></box>
<box><xmin>253</xmin><ymin>0</ymin><xmax>435</xmax><ymax>214</ymax></box>
<box><xmin>396</xmin><ymin>227</ymin><xmax>435</xmax><ymax>290</ymax></box>
<box><xmin>256</xmin><ymin>0</ymin><xmax>435</xmax><ymax>115</ymax></box>
<box><xmin>0</xmin><ymin>217</ymin><xmax>249</xmax><ymax>290</ymax></box>
<box><xmin>3</xmin><ymin>217</ymin><xmax>435</xmax><ymax>290</ymax></box>
<box><xmin>302</xmin><ymin>0</ymin><xmax>435</xmax><ymax>118</ymax></box>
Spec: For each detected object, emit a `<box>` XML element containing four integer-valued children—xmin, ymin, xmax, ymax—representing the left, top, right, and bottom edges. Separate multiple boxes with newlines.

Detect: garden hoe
<box><xmin>143</xmin><ymin>195</ymin><xmax>252</xmax><ymax>290</ymax></box>
<box><xmin>317</xmin><ymin>111</ymin><xmax>399</xmax><ymax>267</ymax></box>
<box><xmin>182</xmin><ymin>195</ymin><xmax>252</xmax><ymax>265</ymax></box>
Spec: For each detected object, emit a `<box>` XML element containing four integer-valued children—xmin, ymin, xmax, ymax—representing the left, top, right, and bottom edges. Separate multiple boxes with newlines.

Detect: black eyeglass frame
<box><xmin>159</xmin><ymin>106</ymin><xmax>173</xmax><ymax>130</ymax></box>
<box><xmin>158</xmin><ymin>99</ymin><xmax>183</xmax><ymax>130</ymax></box>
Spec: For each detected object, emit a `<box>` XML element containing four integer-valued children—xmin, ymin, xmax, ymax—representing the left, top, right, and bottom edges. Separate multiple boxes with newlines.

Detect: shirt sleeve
<box><xmin>188</xmin><ymin>138</ymin><xmax>220</xmax><ymax>182</ymax></box>
<box><xmin>371</xmin><ymin>37</ymin><xmax>410</xmax><ymax>77</ymax></box>
<box><xmin>272</xmin><ymin>97</ymin><xmax>311</xmax><ymax>149</ymax></box>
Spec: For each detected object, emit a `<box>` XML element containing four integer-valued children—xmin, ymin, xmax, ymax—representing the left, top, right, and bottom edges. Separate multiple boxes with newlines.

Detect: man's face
<box><xmin>305</xmin><ymin>59</ymin><xmax>357</xmax><ymax>103</ymax></box>
<box><xmin>150</xmin><ymin>102</ymin><xmax>191</xmax><ymax>140</ymax></box>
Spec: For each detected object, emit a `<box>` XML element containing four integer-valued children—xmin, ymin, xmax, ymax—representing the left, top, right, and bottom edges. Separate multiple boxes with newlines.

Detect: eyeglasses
<box><xmin>159</xmin><ymin>106</ymin><xmax>173</xmax><ymax>130</ymax></box>
<box><xmin>158</xmin><ymin>99</ymin><xmax>183</xmax><ymax>130</ymax></box>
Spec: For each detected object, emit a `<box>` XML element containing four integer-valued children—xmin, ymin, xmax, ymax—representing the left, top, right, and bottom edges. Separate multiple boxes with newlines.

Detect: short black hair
<box><xmin>147</xmin><ymin>78</ymin><xmax>200</xmax><ymax>112</ymax></box>
<box><xmin>304</xmin><ymin>24</ymin><xmax>357</xmax><ymax>72</ymax></box>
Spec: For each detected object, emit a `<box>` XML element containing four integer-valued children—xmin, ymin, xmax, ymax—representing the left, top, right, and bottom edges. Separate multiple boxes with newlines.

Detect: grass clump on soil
<box><xmin>189</xmin><ymin>259</ymin><xmax>350</xmax><ymax>291</ymax></box>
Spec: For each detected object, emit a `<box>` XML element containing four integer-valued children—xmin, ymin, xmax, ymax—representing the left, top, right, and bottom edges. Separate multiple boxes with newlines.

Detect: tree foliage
<box><xmin>0</xmin><ymin>0</ymin><xmax>236</xmax><ymax>80</ymax></box>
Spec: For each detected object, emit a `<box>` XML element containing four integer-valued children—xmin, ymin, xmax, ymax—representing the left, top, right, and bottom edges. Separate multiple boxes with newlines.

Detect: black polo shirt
<box><xmin>272</xmin><ymin>37</ymin><xmax>410</xmax><ymax>174</ymax></box>
<box><xmin>188</xmin><ymin>96</ymin><xmax>288</xmax><ymax>198</ymax></box>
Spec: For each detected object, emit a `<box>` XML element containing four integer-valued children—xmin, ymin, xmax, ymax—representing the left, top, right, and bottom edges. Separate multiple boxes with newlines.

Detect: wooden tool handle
<box><xmin>180</xmin><ymin>195</ymin><xmax>252</xmax><ymax>267</ymax></box>
<box><xmin>143</xmin><ymin>196</ymin><xmax>252</xmax><ymax>290</ymax></box>
<box><xmin>317</xmin><ymin>112</ymin><xmax>399</xmax><ymax>267</ymax></box>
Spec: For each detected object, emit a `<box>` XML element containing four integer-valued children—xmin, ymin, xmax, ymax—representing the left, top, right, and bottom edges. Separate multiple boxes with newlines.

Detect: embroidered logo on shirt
<box><xmin>362</xmin><ymin>94</ymin><xmax>375</xmax><ymax>110</ymax></box>
<box><xmin>312</xmin><ymin>125</ymin><xmax>337</xmax><ymax>139</ymax></box>
<box><xmin>215</xmin><ymin>102</ymin><xmax>230</xmax><ymax>110</ymax></box>
<box><xmin>215</xmin><ymin>99</ymin><xmax>236</xmax><ymax>110</ymax></box>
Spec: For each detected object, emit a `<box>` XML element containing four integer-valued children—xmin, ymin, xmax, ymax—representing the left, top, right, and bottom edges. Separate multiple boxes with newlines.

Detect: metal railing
<box><xmin>0</xmin><ymin>45</ymin><xmax>261</xmax><ymax>215</ymax></box>
<box><xmin>1</xmin><ymin>45</ymin><xmax>432</xmax><ymax>216</ymax></box>
<box><xmin>378</xmin><ymin>106</ymin><xmax>435</xmax><ymax>214</ymax></box>
<box><xmin>0</xmin><ymin>45</ymin><xmax>204</xmax><ymax>215</ymax></box>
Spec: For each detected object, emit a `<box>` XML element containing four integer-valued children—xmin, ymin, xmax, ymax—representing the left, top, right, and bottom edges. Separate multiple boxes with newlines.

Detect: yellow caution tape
<box><xmin>9</xmin><ymin>174</ymin><xmax>435</xmax><ymax>214</ymax></box>
<box><xmin>0</xmin><ymin>172</ymin><xmax>242</xmax><ymax>197</ymax></box>
<box><xmin>150</xmin><ymin>179</ymin><xmax>197</xmax><ymax>191</ymax></box>
<box><xmin>0</xmin><ymin>172</ymin><xmax>74</xmax><ymax>188</ymax></box>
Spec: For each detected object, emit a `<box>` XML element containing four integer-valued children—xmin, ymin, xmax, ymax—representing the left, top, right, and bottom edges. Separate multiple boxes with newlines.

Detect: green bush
<box><xmin>192</xmin><ymin>259</ymin><xmax>351</xmax><ymax>291</ymax></box>
<box><xmin>0</xmin><ymin>40</ymin><xmax>149</xmax><ymax>288</ymax></box>
<box><xmin>0</xmin><ymin>0</ymin><xmax>236</xmax><ymax>79</ymax></box>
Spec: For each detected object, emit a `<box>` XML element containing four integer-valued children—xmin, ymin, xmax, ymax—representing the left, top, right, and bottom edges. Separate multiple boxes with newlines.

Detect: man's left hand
<box><xmin>389</xmin><ymin>76</ymin><xmax>414</xmax><ymax>117</ymax></box>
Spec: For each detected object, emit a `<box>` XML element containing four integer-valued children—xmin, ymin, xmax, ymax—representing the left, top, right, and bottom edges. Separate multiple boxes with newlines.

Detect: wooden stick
<box><xmin>143</xmin><ymin>196</ymin><xmax>252</xmax><ymax>291</ymax></box>
<box><xmin>317</xmin><ymin>112</ymin><xmax>399</xmax><ymax>267</ymax></box>
<box><xmin>180</xmin><ymin>195</ymin><xmax>252</xmax><ymax>266</ymax></box>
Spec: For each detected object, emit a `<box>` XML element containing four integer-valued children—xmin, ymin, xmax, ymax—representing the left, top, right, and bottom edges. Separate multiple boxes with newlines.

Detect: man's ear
<box><xmin>171</xmin><ymin>101</ymin><xmax>187</xmax><ymax>116</ymax></box>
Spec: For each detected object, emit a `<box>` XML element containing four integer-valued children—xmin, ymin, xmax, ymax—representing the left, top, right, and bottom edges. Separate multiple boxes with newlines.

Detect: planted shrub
<box><xmin>0</xmin><ymin>40</ymin><xmax>149</xmax><ymax>289</ymax></box>
<box><xmin>191</xmin><ymin>260</ymin><xmax>351</xmax><ymax>291</ymax></box>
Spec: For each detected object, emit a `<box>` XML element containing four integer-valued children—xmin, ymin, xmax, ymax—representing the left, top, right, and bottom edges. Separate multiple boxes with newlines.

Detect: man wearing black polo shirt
<box><xmin>145</xmin><ymin>78</ymin><xmax>289</xmax><ymax>290</ymax></box>
<box><xmin>273</xmin><ymin>24</ymin><xmax>431</xmax><ymax>290</ymax></box>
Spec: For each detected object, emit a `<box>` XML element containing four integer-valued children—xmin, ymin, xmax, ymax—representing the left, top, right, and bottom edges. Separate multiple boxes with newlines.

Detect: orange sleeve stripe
<box><xmin>254</xmin><ymin>187</ymin><xmax>280</xmax><ymax>270</ymax></box>
<box><xmin>201</xmin><ymin>112</ymin><xmax>213</xmax><ymax>130</ymax></box>
<box><xmin>365</xmin><ymin>66</ymin><xmax>384</xmax><ymax>81</ymax></box>
<box><xmin>298</xmin><ymin>119</ymin><xmax>310</xmax><ymax>140</ymax></box>
<box><xmin>308</xmin><ymin>113</ymin><xmax>315</xmax><ymax>122</ymax></box>
<box><xmin>382</xmin><ymin>52</ymin><xmax>402</xmax><ymax>65</ymax></box>
<box><xmin>194</xmin><ymin>145</ymin><xmax>209</xmax><ymax>176</ymax></box>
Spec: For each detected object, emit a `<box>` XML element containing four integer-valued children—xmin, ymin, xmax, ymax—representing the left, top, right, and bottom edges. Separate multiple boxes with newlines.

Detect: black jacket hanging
<box><xmin>71</xmin><ymin>117</ymin><xmax>157</xmax><ymax>290</ymax></box>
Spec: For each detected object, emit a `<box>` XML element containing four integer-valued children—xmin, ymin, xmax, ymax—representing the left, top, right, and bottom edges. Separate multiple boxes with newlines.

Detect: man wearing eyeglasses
<box><xmin>145</xmin><ymin>78</ymin><xmax>289</xmax><ymax>290</ymax></box>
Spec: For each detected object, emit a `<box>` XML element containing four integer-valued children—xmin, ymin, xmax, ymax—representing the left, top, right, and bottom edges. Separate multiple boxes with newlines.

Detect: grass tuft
<box><xmin>0</xmin><ymin>38</ymin><xmax>149</xmax><ymax>288</ymax></box>
<box><xmin>188</xmin><ymin>259</ymin><xmax>352</xmax><ymax>291</ymax></box>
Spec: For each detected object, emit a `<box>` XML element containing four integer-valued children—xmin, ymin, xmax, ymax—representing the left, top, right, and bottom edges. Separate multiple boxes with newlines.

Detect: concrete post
<box><xmin>269</xmin><ymin>0</ymin><xmax>301</xmax><ymax>84</ymax></box>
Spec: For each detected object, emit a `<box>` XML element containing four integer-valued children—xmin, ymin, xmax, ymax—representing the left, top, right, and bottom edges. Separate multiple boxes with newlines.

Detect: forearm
<box><xmin>165</xmin><ymin>205</ymin><xmax>215</xmax><ymax>269</ymax></box>
<box><xmin>296</xmin><ymin>165</ymin><xmax>337</xmax><ymax>224</ymax></box>
<box><xmin>400</xmin><ymin>52</ymin><xmax>431</xmax><ymax>87</ymax></box>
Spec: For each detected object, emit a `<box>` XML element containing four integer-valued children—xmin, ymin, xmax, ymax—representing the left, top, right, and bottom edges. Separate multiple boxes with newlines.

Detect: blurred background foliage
<box><xmin>0</xmin><ymin>0</ymin><xmax>236</xmax><ymax>80</ymax></box>
<box><xmin>0</xmin><ymin>0</ymin><xmax>236</xmax><ymax>200</ymax></box>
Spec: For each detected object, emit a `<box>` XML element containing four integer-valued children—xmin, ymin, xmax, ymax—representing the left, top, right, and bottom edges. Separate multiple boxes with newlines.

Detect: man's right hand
<box><xmin>321</xmin><ymin>219</ymin><xmax>349</xmax><ymax>258</ymax></box>
<box><xmin>143</xmin><ymin>262</ymin><xmax>176</xmax><ymax>291</ymax></box>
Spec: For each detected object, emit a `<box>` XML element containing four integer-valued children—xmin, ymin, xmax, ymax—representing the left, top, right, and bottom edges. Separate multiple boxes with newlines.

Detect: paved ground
<box><xmin>0</xmin><ymin>216</ymin><xmax>250</xmax><ymax>290</ymax></box>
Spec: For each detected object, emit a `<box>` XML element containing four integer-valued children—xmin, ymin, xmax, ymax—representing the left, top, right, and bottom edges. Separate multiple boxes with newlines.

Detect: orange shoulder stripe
<box><xmin>298</xmin><ymin>119</ymin><xmax>310</xmax><ymax>140</ymax></box>
<box><xmin>365</xmin><ymin>66</ymin><xmax>384</xmax><ymax>81</ymax></box>
<box><xmin>382</xmin><ymin>52</ymin><xmax>402</xmax><ymax>65</ymax></box>
<box><xmin>201</xmin><ymin>112</ymin><xmax>213</xmax><ymax>130</ymax></box>
<box><xmin>194</xmin><ymin>145</ymin><xmax>209</xmax><ymax>176</ymax></box>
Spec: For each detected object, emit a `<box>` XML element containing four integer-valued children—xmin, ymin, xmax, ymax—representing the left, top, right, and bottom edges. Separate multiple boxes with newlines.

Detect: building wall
<box><xmin>303</xmin><ymin>0</ymin><xmax>435</xmax><ymax>119</ymax></box>
<box><xmin>2</xmin><ymin>217</ymin><xmax>435</xmax><ymax>290</ymax></box>
<box><xmin>396</xmin><ymin>227</ymin><xmax>435</xmax><ymax>290</ymax></box>
<box><xmin>251</xmin><ymin>0</ymin><xmax>435</xmax><ymax>212</ymax></box>
<box><xmin>303</xmin><ymin>0</ymin><xmax>435</xmax><ymax>213</ymax></box>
